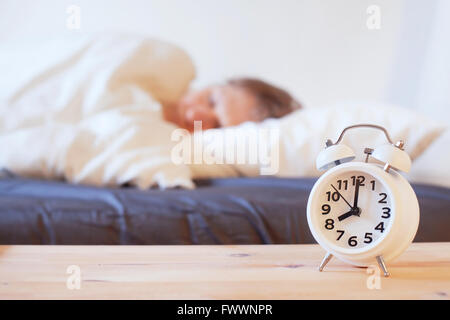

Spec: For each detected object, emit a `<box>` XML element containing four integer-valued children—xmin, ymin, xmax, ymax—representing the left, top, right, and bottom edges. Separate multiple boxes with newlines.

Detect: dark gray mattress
<box><xmin>0</xmin><ymin>170</ymin><xmax>449</xmax><ymax>245</ymax></box>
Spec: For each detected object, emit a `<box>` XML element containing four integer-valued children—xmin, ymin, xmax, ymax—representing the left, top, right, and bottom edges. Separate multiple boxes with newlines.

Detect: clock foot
<box><xmin>376</xmin><ymin>255</ymin><xmax>390</xmax><ymax>277</ymax></box>
<box><xmin>318</xmin><ymin>253</ymin><xmax>333</xmax><ymax>272</ymax></box>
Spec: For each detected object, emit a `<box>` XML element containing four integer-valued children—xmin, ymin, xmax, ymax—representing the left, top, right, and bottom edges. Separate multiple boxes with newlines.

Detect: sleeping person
<box><xmin>2</xmin><ymin>36</ymin><xmax>438</xmax><ymax>190</ymax></box>
<box><xmin>0</xmin><ymin>36</ymin><xmax>301</xmax><ymax>189</ymax></box>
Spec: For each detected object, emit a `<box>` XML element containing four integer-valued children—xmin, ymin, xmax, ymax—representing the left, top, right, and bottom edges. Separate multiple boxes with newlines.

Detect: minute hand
<box><xmin>353</xmin><ymin>181</ymin><xmax>360</xmax><ymax>209</ymax></box>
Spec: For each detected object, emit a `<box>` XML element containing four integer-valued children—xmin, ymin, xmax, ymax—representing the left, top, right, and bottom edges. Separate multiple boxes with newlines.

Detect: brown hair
<box><xmin>227</xmin><ymin>77</ymin><xmax>301</xmax><ymax>120</ymax></box>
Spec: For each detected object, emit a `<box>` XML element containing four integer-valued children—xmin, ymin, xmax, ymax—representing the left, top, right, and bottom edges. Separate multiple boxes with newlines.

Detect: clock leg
<box><xmin>318</xmin><ymin>252</ymin><xmax>333</xmax><ymax>272</ymax></box>
<box><xmin>376</xmin><ymin>255</ymin><xmax>390</xmax><ymax>277</ymax></box>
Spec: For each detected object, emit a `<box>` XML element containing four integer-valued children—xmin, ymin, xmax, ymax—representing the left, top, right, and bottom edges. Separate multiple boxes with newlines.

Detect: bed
<box><xmin>1</xmin><ymin>36</ymin><xmax>448</xmax><ymax>245</ymax></box>
<box><xmin>0</xmin><ymin>170</ymin><xmax>448</xmax><ymax>245</ymax></box>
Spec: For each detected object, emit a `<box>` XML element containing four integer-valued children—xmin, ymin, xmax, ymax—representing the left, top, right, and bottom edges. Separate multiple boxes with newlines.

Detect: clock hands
<box><xmin>333</xmin><ymin>181</ymin><xmax>362</xmax><ymax>222</ymax></box>
<box><xmin>337</xmin><ymin>207</ymin><xmax>361</xmax><ymax>221</ymax></box>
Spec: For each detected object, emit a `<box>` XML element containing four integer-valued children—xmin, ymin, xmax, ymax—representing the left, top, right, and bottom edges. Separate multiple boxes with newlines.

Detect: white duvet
<box><xmin>0</xmin><ymin>35</ymin><xmax>196</xmax><ymax>189</ymax></box>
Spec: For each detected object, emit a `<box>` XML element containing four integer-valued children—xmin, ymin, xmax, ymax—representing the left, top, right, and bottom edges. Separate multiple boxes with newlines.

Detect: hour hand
<box><xmin>338</xmin><ymin>210</ymin><xmax>354</xmax><ymax>222</ymax></box>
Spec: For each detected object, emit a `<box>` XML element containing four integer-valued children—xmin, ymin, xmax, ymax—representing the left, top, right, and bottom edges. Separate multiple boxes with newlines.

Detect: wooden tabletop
<box><xmin>0</xmin><ymin>243</ymin><xmax>449</xmax><ymax>300</ymax></box>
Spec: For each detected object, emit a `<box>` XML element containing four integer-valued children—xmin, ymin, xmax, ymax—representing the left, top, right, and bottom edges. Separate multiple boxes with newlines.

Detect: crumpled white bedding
<box><xmin>0</xmin><ymin>35</ymin><xmax>196</xmax><ymax>189</ymax></box>
<box><xmin>0</xmin><ymin>35</ymin><xmax>445</xmax><ymax>189</ymax></box>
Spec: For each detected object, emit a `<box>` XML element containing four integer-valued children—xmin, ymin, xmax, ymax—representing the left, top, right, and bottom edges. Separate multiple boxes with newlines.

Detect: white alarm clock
<box><xmin>307</xmin><ymin>124</ymin><xmax>420</xmax><ymax>277</ymax></box>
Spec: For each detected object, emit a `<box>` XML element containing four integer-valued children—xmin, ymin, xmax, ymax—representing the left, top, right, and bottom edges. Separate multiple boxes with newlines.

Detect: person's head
<box><xmin>174</xmin><ymin>78</ymin><xmax>301</xmax><ymax>131</ymax></box>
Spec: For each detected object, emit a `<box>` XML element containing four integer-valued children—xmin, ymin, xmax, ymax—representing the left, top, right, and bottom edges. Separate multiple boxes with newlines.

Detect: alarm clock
<box><xmin>306</xmin><ymin>124</ymin><xmax>420</xmax><ymax>277</ymax></box>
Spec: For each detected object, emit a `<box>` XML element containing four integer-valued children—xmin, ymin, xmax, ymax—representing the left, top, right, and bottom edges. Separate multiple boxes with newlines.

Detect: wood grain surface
<box><xmin>0</xmin><ymin>243</ymin><xmax>449</xmax><ymax>299</ymax></box>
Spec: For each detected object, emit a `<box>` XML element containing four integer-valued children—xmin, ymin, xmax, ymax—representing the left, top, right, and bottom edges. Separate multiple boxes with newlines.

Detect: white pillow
<box><xmin>190</xmin><ymin>103</ymin><xmax>445</xmax><ymax>181</ymax></box>
<box><xmin>409</xmin><ymin>129</ymin><xmax>450</xmax><ymax>188</ymax></box>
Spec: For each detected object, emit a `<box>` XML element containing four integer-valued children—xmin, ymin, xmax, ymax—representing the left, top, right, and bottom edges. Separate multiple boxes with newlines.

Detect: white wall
<box><xmin>0</xmin><ymin>0</ymin><xmax>446</xmax><ymax>117</ymax></box>
<box><xmin>415</xmin><ymin>0</ymin><xmax>450</xmax><ymax>121</ymax></box>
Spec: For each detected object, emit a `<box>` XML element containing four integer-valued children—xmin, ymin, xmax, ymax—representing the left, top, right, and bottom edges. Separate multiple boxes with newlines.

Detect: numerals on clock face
<box><xmin>318</xmin><ymin>172</ymin><xmax>392</xmax><ymax>249</ymax></box>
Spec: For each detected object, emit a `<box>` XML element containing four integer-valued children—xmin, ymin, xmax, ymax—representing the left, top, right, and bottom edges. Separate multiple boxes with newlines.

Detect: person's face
<box><xmin>176</xmin><ymin>84</ymin><xmax>260</xmax><ymax>131</ymax></box>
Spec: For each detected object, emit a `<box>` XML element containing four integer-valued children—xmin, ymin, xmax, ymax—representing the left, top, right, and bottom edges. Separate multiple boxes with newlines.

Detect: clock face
<box><xmin>315</xmin><ymin>170</ymin><xmax>393</xmax><ymax>250</ymax></box>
